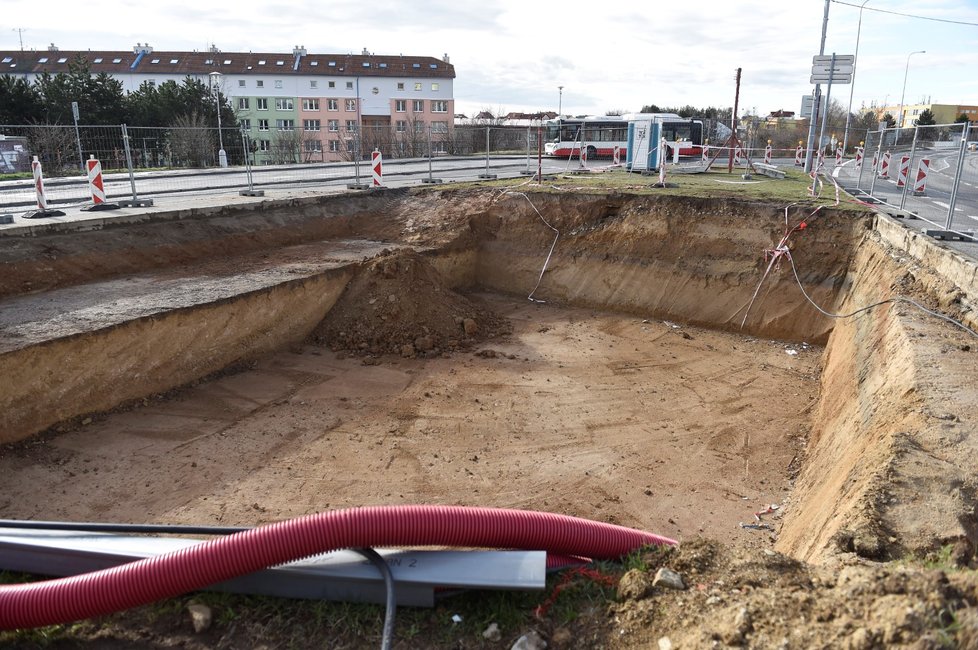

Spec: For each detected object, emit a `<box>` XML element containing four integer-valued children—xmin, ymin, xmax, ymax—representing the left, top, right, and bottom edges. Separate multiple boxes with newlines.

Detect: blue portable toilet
<box><xmin>626</xmin><ymin>119</ymin><xmax>660</xmax><ymax>172</ymax></box>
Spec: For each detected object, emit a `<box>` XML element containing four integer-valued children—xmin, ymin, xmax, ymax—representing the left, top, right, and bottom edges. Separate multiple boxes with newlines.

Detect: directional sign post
<box><xmin>810</xmin><ymin>54</ymin><xmax>854</xmax><ymax>84</ymax></box>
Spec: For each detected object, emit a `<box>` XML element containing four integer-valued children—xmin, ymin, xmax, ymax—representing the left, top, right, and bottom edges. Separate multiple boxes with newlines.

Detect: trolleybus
<box><xmin>543</xmin><ymin>114</ymin><xmax>704</xmax><ymax>159</ymax></box>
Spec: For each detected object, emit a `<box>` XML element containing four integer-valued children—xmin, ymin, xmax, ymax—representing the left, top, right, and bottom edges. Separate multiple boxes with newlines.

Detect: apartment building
<box><xmin>0</xmin><ymin>44</ymin><xmax>455</xmax><ymax>162</ymax></box>
<box><xmin>873</xmin><ymin>102</ymin><xmax>978</xmax><ymax>128</ymax></box>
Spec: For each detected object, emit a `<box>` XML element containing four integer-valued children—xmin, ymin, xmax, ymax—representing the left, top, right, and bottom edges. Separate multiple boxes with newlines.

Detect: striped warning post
<box><xmin>835</xmin><ymin>147</ymin><xmax>843</xmax><ymax>166</ymax></box>
<box><xmin>87</xmin><ymin>156</ymin><xmax>107</xmax><ymax>205</ymax></box>
<box><xmin>371</xmin><ymin>149</ymin><xmax>383</xmax><ymax>187</ymax></box>
<box><xmin>794</xmin><ymin>145</ymin><xmax>803</xmax><ymax>166</ymax></box>
<box><xmin>855</xmin><ymin>147</ymin><xmax>864</xmax><ymax>170</ymax></box>
<box><xmin>764</xmin><ymin>143</ymin><xmax>772</xmax><ymax>165</ymax></box>
<box><xmin>31</xmin><ymin>156</ymin><xmax>48</xmax><ymax>210</ymax></box>
<box><xmin>817</xmin><ymin>148</ymin><xmax>825</xmax><ymax>170</ymax></box>
<box><xmin>913</xmin><ymin>158</ymin><xmax>930</xmax><ymax>195</ymax></box>
<box><xmin>871</xmin><ymin>151</ymin><xmax>878</xmax><ymax>173</ymax></box>
<box><xmin>612</xmin><ymin>145</ymin><xmax>620</xmax><ymax>166</ymax></box>
<box><xmin>879</xmin><ymin>152</ymin><xmax>890</xmax><ymax>178</ymax></box>
<box><xmin>896</xmin><ymin>155</ymin><xmax>911</xmax><ymax>188</ymax></box>
<box><xmin>734</xmin><ymin>144</ymin><xmax>742</xmax><ymax>167</ymax></box>
<box><xmin>702</xmin><ymin>144</ymin><xmax>709</xmax><ymax>163</ymax></box>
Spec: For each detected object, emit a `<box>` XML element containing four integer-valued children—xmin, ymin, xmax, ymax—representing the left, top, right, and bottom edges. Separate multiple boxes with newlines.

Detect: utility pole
<box><xmin>805</xmin><ymin>0</ymin><xmax>831</xmax><ymax>173</ymax></box>
<box><xmin>12</xmin><ymin>28</ymin><xmax>26</xmax><ymax>51</ymax></box>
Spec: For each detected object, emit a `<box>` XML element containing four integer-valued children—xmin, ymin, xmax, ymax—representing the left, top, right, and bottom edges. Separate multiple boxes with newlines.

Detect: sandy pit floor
<box><xmin>0</xmin><ymin>294</ymin><xmax>819</xmax><ymax>546</ymax></box>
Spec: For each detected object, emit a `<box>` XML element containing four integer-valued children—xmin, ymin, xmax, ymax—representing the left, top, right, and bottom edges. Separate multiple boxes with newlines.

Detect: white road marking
<box><xmin>969</xmin><ymin>215</ymin><xmax>978</xmax><ymax>222</ymax></box>
<box><xmin>933</xmin><ymin>201</ymin><xmax>955</xmax><ymax>210</ymax></box>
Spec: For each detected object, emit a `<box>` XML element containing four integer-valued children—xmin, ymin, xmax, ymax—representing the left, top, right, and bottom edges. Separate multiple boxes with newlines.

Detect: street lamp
<box><xmin>842</xmin><ymin>0</ymin><xmax>870</xmax><ymax>154</ymax></box>
<box><xmin>558</xmin><ymin>86</ymin><xmax>563</xmax><ymax>116</ymax></box>
<box><xmin>209</xmin><ymin>71</ymin><xmax>228</xmax><ymax>167</ymax></box>
<box><xmin>897</xmin><ymin>50</ymin><xmax>925</xmax><ymax>130</ymax></box>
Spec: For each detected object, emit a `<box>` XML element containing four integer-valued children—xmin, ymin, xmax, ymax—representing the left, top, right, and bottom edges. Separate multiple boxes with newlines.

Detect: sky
<box><xmin>2</xmin><ymin>0</ymin><xmax>978</xmax><ymax>119</ymax></box>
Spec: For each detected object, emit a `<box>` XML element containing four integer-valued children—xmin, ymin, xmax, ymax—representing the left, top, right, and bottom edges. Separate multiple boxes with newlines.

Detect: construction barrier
<box><xmin>81</xmin><ymin>155</ymin><xmax>119</xmax><ymax>211</ymax></box>
<box><xmin>835</xmin><ymin>147</ymin><xmax>843</xmax><ymax>166</ymax></box>
<box><xmin>871</xmin><ymin>151</ymin><xmax>878</xmax><ymax>173</ymax></box>
<box><xmin>913</xmin><ymin>158</ymin><xmax>930</xmax><ymax>195</ymax></box>
<box><xmin>764</xmin><ymin>144</ymin><xmax>772</xmax><ymax>165</ymax></box>
<box><xmin>371</xmin><ymin>149</ymin><xmax>383</xmax><ymax>187</ymax></box>
<box><xmin>897</xmin><ymin>155</ymin><xmax>910</xmax><ymax>188</ymax></box>
<box><xmin>794</xmin><ymin>145</ymin><xmax>803</xmax><ymax>166</ymax></box>
<box><xmin>734</xmin><ymin>144</ymin><xmax>742</xmax><ymax>167</ymax></box>
<box><xmin>879</xmin><ymin>152</ymin><xmax>890</xmax><ymax>178</ymax></box>
<box><xmin>613</xmin><ymin>145</ymin><xmax>620</xmax><ymax>166</ymax></box>
<box><xmin>817</xmin><ymin>149</ymin><xmax>825</xmax><ymax>169</ymax></box>
<box><xmin>580</xmin><ymin>143</ymin><xmax>588</xmax><ymax>168</ymax></box>
<box><xmin>702</xmin><ymin>145</ymin><xmax>709</xmax><ymax>163</ymax></box>
<box><xmin>855</xmin><ymin>147</ymin><xmax>864</xmax><ymax>170</ymax></box>
<box><xmin>31</xmin><ymin>156</ymin><xmax>47</xmax><ymax>210</ymax></box>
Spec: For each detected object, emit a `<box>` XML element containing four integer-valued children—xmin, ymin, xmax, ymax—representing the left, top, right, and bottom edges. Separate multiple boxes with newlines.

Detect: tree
<box><xmin>881</xmin><ymin>113</ymin><xmax>896</xmax><ymax>129</ymax></box>
<box><xmin>33</xmin><ymin>58</ymin><xmax>125</xmax><ymax>125</ymax></box>
<box><xmin>0</xmin><ymin>75</ymin><xmax>42</xmax><ymax>124</ymax></box>
<box><xmin>955</xmin><ymin>113</ymin><xmax>970</xmax><ymax>124</ymax></box>
<box><xmin>914</xmin><ymin>109</ymin><xmax>936</xmax><ymax>126</ymax></box>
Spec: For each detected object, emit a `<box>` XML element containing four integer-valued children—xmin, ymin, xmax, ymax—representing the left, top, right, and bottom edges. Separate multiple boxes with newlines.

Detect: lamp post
<box><xmin>842</xmin><ymin>0</ymin><xmax>870</xmax><ymax>155</ymax></box>
<box><xmin>558</xmin><ymin>86</ymin><xmax>563</xmax><ymax>116</ymax></box>
<box><xmin>897</xmin><ymin>50</ymin><xmax>925</xmax><ymax>130</ymax></box>
<box><xmin>209</xmin><ymin>71</ymin><xmax>228</xmax><ymax>167</ymax></box>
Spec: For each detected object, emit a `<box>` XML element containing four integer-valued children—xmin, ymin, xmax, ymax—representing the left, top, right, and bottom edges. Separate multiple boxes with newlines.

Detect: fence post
<box><xmin>868</xmin><ymin>129</ymin><xmax>885</xmax><ymax>198</ymax></box>
<box><xmin>944</xmin><ymin>123</ymin><xmax>970</xmax><ymax>232</ymax></box>
<box><xmin>117</xmin><ymin>124</ymin><xmax>153</xmax><ymax>207</ymax></box>
<box><xmin>478</xmin><ymin>126</ymin><xmax>496</xmax><ymax>179</ymax></box>
<box><xmin>346</xmin><ymin>127</ymin><xmax>370</xmax><ymax>190</ymax></box>
<box><xmin>422</xmin><ymin>126</ymin><xmax>443</xmax><ymax>184</ymax></box>
<box><xmin>521</xmin><ymin>125</ymin><xmax>533</xmax><ymax>176</ymax></box>
<box><xmin>239</xmin><ymin>128</ymin><xmax>264</xmax><ymax>196</ymax></box>
<box><xmin>898</xmin><ymin>126</ymin><xmax>920</xmax><ymax>211</ymax></box>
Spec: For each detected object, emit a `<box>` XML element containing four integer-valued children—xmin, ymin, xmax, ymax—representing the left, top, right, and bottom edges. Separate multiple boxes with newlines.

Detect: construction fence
<box><xmin>0</xmin><ymin>123</ymin><xmax>550</xmax><ymax>211</ymax></box>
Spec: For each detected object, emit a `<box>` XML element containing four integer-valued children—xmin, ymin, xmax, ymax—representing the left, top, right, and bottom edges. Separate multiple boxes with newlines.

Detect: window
<box><xmin>413</xmin><ymin>100</ymin><xmax>424</xmax><ymax>112</ymax></box>
<box><xmin>328</xmin><ymin>61</ymin><xmax>336</xmax><ymax>67</ymax></box>
<box><xmin>310</xmin><ymin>61</ymin><xmax>319</xmax><ymax>67</ymax></box>
<box><xmin>276</xmin><ymin>60</ymin><xmax>285</xmax><ymax>66</ymax></box>
<box><xmin>429</xmin><ymin>64</ymin><xmax>438</xmax><ymax>69</ymax></box>
<box><xmin>256</xmin><ymin>98</ymin><xmax>268</xmax><ymax>110</ymax></box>
<box><xmin>256</xmin><ymin>80</ymin><xmax>264</xmax><ymax>88</ymax></box>
<box><xmin>57</xmin><ymin>57</ymin><xmax>67</xmax><ymax>64</ymax></box>
<box><xmin>346</xmin><ymin>140</ymin><xmax>356</xmax><ymax>152</ymax></box>
<box><xmin>345</xmin><ymin>81</ymin><xmax>353</xmax><ymax>89</ymax></box>
<box><xmin>275</xmin><ymin>98</ymin><xmax>294</xmax><ymax>110</ymax></box>
<box><xmin>414</xmin><ymin>82</ymin><xmax>422</xmax><ymax>91</ymax></box>
<box><xmin>431</xmin><ymin>100</ymin><xmax>448</xmax><ymax>113</ymax></box>
<box><xmin>310</xmin><ymin>80</ymin><xmax>318</xmax><ymax>89</ymax></box>
<box><xmin>93</xmin><ymin>57</ymin><xmax>103</xmax><ymax>63</ymax></box>
<box><xmin>304</xmin><ymin>140</ymin><xmax>323</xmax><ymax>152</ymax></box>
<box><xmin>1</xmin><ymin>57</ymin><xmax>11</xmax><ymax>64</ymax></box>
<box><xmin>395</xmin><ymin>120</ymin><xmax>407</xmax><ymax>133</ymax></box>
<box><xmin>205</xmin><ymin>59</ymin><xmax>214</xmax><ymax>65</ymax></box>
<box><xmin>432</xmin><ymin>141</ymin><xmax>447</xmax><ymax>154</ymax></box>
<box><xmin>238</xmin><ymin>98</ymin><xmax>250</xmax><ymax>110</ymax></box>
<box><xmin>415</xmin><ymin>121</ymin><xmax>425</xmax><ymax>134</ymax></box>
<box><xmin>258</xmin><ymin>119</ymin><xmax>269</xmax><ymax>131</ymax></box>
<box><xmin>112</xmin><ymin>58</ymin><xmax>122</xmax><ymax>64</ymax></box>
<box><xmin>258</xmin><ymin>139</ymin><xmax>270</xmax><ymax>152</ymax></box>
<box><xmin>274</xmin><ymin>80</ymin><xmax>283</xmax><ymax>89</ymax></box>
<box><xmin>327</xmin><ymin>99</ymin><xmax>338</xmax><ymax>111</ymax></box>
<box><xmin>432</xmin><ymin>121</ymin><xmax>448</xmax><ymax>133</ymax></box>
<box><xmin>329</xmin><ymin>140</ymin><xmax>339</xmax><ymax>152</ymax></box>
<box><xmin>150</xmin><ymin>58</ymin><xmax>160</xmax><ymax>64</ymax></box>
<box><xmin>327</xmin><ymin>119</ymin><xmax>339</xmax><ymax>132</ymax></box>
<box><xmin>303</xmin><ymin>98</ymin><xmax>319</xmax><ymax>111</ymax></box>
<box><xmin>328</xmin><ymin>81</ymin><xmax>335</xmax><ymax>88</ymax></box>
<box><xmin>303</xmin><ymin>119</ymin><xmax>321</xmax><ymax>131</ymax></box>
<box><xmin>38</xmin><ymin>57</ymin><xmax>48</xmax><ymax>63</ymax></box>
<box><xmin>345</xmin><ymin>120</ymin><xmax>357</xmax><ymax>132</ymax></box>
<box><xmin>224</xmin><ymin>59</ymin><xmax>232</xmax><ymax>65</ymax></box>
<box><xmin>170</xmin><ymin>59</ymin><xmax>179</xmax><ymax>64</ymax></box>
<box><xmin>258</xmin><ymin>60</ymin><xmax>266</xmax><ymax>65</ymax></box>
<box><xmin>276</xmin><ymin>119</ymin><xmax>295</xmax><ymax>130</ymax></box>
<box><xmin>412</xmin><ymin>63</ymin><xmax>421</xmax><ymax>69</ymax></box>
<box><xmin>395</xmin><ymin>100</ymin><xmax>406</xmax><ymax>113</ymax></box>
<box><xmin>345</xmin><ymin>99</ymin><xmax>357</xmax><ymax>111</ymax></box>
<box><xmin>362</xmin><ymin>62</ymin><xmax>370</xmax><ymax>68</ymax></box>
<box><xmin>379</xmin><ymin>62</ymin><xmax>387</xmax><ymax>69</ymax></box>
<box><xmin>431</xmin><ymin>83</ymin><xmax>439</xmax><ymax>91</ymax></box>
<box><xmin>397</xmin><ymin>82</ymin><xmax>404</xmax><ymax>91</ymax></box>
<box><xmin>240</xmin><ymin>119</ymin><xmax>251</xmax><ymax>130</ymax></box>
<box><xmin>238</xmin><ymin>79</ymin><xmax>246</xmax><ymax>87</ymax></box>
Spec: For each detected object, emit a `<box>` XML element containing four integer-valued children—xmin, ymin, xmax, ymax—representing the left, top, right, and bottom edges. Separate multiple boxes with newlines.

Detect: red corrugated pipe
<box><xmin>0</xmin><ymin>505</ymin><xmax>675</xmax><ymax>630</ymax></box>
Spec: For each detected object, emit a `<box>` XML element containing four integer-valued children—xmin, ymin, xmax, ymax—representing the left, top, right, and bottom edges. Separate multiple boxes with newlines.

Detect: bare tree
<box><xmin>269</xmin><ymin>128</ymin><xmax>304</xmax><ymax>164</ymax></box>
<box><xmin>168</xmin><ymin>112</ymin><xmax>210</xmax><ymax>168</ymax></box>
<box><xmin>25</xmin><ymin>124</ymin><xmax>76</xmax><ymax>175</ymax></box>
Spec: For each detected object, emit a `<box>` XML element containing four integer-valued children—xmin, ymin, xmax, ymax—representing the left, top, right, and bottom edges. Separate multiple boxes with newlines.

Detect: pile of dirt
<box><xmin>312</xmin><ymin>249</ymin><xmax>510</xmax><ymax>357</ymax></box>
<box><xmin>598</xmin><ymin>538</ymin><xmax>978</xmax><ymax>649</ymax></box>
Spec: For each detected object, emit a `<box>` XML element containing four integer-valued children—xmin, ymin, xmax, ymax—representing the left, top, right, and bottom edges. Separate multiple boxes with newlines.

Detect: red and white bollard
<box><xmin>764</xmin><ymin>143</ymin><xmax>772</xmax><ymax>165</ymax></box>
<box><xmin>612</xmin><ymin>145</ymin><xmax>620</xmax><ymax>166</ymax></box>
<box><xmin>855</xmin><ymin>147</ymin><xmax>864</xmax><ymax>170</ymax></box>
<box><xmin>817</xmin><ymin>148</ymin><xmax>825</xmax><ymax>169</ymax></box>
<box><xmin>879</xmin><ymin>152</ymin><xmax>891</xmax><ymax>178</ymax></box>
<box><xmin>81</xmin><ymin>155</ymin><xmax>119</xmax><ymax>212</ymax></box>
<box><xmin>579</xmin><ymin>143</ymin><xmax>588</xmax><ymax>168</ymax></box>
<box><xmin>835</xmin><ymin>146</ymin><xmax>843</xmax><ymax>166</ymax></box>
<box><xmin>794</xmin><ymin>145</ymin><xmax>803</xmax><ymax>166</ymax></box>
<box><xmin>734</xmin><ymin>144</ymin><xmax>743</xmax><ymax>167</ymax></box>
<box><xmin>702</xmin><ymin>144</ymin><xmax>709</xmax><ymax>163</ymax></box>
<box><xmin>871</xmin><ymin>151</ymin><xmax>878</xmax><ymax>173</ymax></box>
<box><xmin>913</xmin><ymin>158</ymin><xmax>930</xmax><ymax>195</ymax></box>
<box><xmin>371</xmin><ymin>149</ymin><xmax>383</xmax><ymax>187</ymax></box>
<box><xmin>897</xmin><ymin>155</ymin><xmax>911</xmax><ymax>188</ymax></box>
<box><xmin>24</xmin><ymin>155</ymin><xmax>66</xmax><ymax>219</ymax></box>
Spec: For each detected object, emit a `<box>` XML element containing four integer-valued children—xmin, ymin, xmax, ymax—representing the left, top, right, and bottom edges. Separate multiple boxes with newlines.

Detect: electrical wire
<box><xmin>356</xmin><ymin>548</ymin><xmax>396</xmax><ymax>650</ymax></box>
<box><xmin>504</xmin><ymin>191</ymin><xmax>560</xmax><ymax>303</ymax></box>
<box><xmin>831</xmin><ymin>0</ymin><xmax>978</xmax><ymax>27</ymax></box>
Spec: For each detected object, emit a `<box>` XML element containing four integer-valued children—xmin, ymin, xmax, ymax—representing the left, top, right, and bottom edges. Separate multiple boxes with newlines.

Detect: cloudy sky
<box><xmin>3</xmin><ymin>0</ymin><xmax>977</xmax><ymax>119</ymax></box>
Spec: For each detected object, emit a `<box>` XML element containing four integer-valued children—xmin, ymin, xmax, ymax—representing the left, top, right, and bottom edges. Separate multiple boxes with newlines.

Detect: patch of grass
<box><xmin>438</xmin><ymin>166</ymin><xmax>871</xmax><ymax>211</ymax></box>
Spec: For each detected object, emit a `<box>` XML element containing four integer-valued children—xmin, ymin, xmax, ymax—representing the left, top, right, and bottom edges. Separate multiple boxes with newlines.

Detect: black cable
<box><xmin>355</xmin><ymin>548</ymin><xmax>397</xmax><ymax>650</ymax></box>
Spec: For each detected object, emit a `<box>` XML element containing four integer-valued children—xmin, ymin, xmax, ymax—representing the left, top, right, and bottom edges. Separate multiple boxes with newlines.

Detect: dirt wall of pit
<box><xmin>470</xmin><ymin>192</ymin><xmax>869</xmax><ymax>343</ymax></box>
<box><xmin>777</xmin><ymin>224</ymin><xmax>978</xmax><ymax>562</ymax></box>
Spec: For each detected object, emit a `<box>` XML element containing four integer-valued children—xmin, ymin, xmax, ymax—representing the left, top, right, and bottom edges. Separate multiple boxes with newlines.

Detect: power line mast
<box><xmin>12</xmin><ymin>28</ymin><xmax>27</xmax><ymax>51</ymax></box>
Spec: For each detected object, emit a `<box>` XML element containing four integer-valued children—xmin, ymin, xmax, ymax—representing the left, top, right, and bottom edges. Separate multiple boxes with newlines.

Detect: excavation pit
<box><xmin>0</xmin><ymin>186</ymin><xmax>976</xmax><ymax>574</ymax></box>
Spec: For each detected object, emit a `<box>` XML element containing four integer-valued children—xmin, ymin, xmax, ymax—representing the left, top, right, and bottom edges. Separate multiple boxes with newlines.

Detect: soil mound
<box><xmin>312</xmin><ymin>249</ymin><xmax>509</xmax><ymax>357</ymax></box>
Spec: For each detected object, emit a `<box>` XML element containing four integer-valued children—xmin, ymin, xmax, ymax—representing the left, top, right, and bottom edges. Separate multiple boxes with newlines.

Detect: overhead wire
<box><xmin>831</xmin><ymin>0</ymin><xmax>978</xmax><ymax>27</ymax></box>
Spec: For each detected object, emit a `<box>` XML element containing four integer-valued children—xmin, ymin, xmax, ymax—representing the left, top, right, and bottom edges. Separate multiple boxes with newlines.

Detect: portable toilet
<box><xmin>626</xmin><ymin>119</ymin><xmax>661</xmax><ymax>172</ymax></box>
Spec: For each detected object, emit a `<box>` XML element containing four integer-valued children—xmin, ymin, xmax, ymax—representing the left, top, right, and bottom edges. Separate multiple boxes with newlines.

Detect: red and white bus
<box><xmin>543</xmin><ymin>113</ymin><xmax>704</xmax><ymax>159</ymax></box>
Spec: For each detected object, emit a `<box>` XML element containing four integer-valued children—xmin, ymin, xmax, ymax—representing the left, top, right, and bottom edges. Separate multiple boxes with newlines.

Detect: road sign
<box><xmin>812</xmin><ymin>63</ymin><xmax>853</xmax><ymax>75</ymax></box>
<box><xmin>810</xmin><ymin>73</ymin><xmax>852</xmax><ymax>84</ymax></box>
<box><xmin>801</xmin><ymin>95</ymin><xmax>826</xmax><ymax>118</ymax></box>
<box><xmin>71</xmin><ymin>101</ymin><xmax>79</xmax><ymax>122</ymax></box>
<box><xmin>813</xmin><ymin>54</ymin><xmax>854</xmax><ymax>65</ymax></box>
